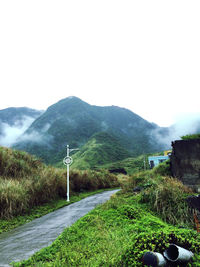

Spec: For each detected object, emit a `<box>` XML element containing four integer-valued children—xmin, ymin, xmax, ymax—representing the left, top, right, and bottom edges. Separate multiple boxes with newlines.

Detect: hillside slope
<box><xmin>70</xmin><ymin>132</ymin><xmax>130</xmax><ymax>169</ymax></box>
<box><xmin>14</xmin><ymin>97</ymin><xmax>166</xmax><ymax>164</ymax></box>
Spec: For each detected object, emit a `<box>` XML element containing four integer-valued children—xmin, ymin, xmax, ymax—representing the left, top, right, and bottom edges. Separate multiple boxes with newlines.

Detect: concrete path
<box><xmin>0</xmin><ymin>189</ymin><xmax>119</xmax><ymax>266</ymax></box>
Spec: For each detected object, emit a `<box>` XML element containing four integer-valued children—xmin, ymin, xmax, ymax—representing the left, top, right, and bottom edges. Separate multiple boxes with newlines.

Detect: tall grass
<box><xmin>0</xmin><ymin>147</ymin><xmax>119</xmax><ymax>219</ymax></box>
<box><xmin>121</xmin><ymin>163</ymin><xmax>194</xmax><ymax>227</ymax></box>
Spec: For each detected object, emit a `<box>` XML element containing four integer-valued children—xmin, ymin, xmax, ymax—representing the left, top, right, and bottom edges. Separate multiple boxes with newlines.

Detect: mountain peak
<box><xmin>13</xmin><ymin>97</ymin><xmax>166</xmax><ymax>164</ymax></box>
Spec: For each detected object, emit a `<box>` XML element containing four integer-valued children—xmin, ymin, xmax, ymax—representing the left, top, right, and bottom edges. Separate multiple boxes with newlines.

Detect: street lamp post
<box><xmin>63</xmin><ymin>145</ymin><xmax>79</xmax><ymax>202</ymax></box>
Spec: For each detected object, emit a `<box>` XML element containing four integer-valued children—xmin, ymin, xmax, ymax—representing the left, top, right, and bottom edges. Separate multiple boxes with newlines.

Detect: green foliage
<box><xmin>121</xmin><ymin>170</ymin><xmax>193</xmax><ymax>226</ymax></box>
<box><xmin>14</xmin><ymin>96</ymin><xmax>166</xmax><ymax>165</ymax></box>
<box><xmin>71</xmin><ymin>132</ymin><xmax>130</xmax><ymax>170</ymax></box>
<box><xmin>0</xmin><ymin>147</ymin><xmax>119</xmax><ymax>219</ymax></box>
<box><xmin>102</xmin><ymin>154</ymin><xmax>149</xmax><ymax>175</ymax></box>
<box><xmin>120</xmin><ymin>230</ymin><xmax>200</xmax><ymax>266</ymax></box>
<box><xmin>14</xmin><ymin>192</ymin><xmax>200</xmax><ymax>266</ymax></box>
<box><xmin>181</xmin><ymin>133</ymin><xmax>200</xmax><ymax>140</ymax></box>
<box><xmin>140</xmin><ymin>176</ymin><xmax>193</xmax><ymax>226</ymax></box>
<box><xmin>152</xmin><ymin>159</ymin><xmax>171</xmax><ymax>176</ymax></box>
<box><xmin>0</xmin><ymin>147</ymin><xmax>42</xmax><ymax>178</ymax></box>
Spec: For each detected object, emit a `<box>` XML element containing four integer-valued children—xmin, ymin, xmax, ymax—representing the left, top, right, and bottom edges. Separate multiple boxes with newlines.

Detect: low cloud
<box><xmin>151</xmin><ymin>113</ymin><xmax>200</xmax><ymax>149</ymax></box>
<box><xmin>18</xmin><ymin>124</ymin><xmax>53</xmax><ymax>146</ymax></box>
<box><xmin>0</xmin><ymin>116</ymin><xmax>35</xmax><ymax>147</ymax></box>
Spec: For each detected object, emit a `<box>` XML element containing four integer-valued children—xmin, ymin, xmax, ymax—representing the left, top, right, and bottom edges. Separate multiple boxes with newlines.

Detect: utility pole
<box><xmin>63</xmin><ymin>145</ymin><xmax>79</xmax><ymax>201</ymax></box>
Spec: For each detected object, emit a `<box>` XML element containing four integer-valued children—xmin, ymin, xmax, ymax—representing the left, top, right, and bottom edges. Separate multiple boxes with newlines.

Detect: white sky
<box><xmin>0</xmin><ymin>1</ymin><xmax>200</xmax><ymax>127</ymax></box>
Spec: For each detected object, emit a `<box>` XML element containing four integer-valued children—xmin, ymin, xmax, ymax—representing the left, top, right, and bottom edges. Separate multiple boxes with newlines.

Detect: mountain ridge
<box><xmin>12</xmin><ymin>96</ymin><xmax>166</xmax><ymax>165</ymax></box>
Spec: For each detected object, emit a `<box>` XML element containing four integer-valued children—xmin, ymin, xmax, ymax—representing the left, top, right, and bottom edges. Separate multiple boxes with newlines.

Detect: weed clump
<box><xmin>122</xmin><ymin>168</ymin><xmax>193</xmax><ymax>227</ymax></box>
<box><xmin>140</xmin><ymin>176</ymin><xmax>193</xmax><ymax>225</ymax></box>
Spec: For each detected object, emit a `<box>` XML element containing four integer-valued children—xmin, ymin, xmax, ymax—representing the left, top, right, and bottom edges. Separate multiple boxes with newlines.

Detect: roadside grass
<box><xmin>13</xmin><ymin>191</ymin><xmax>200</xmax><ymax>267</ymax></box>
<box><xmin>0</xmin><ymin>147</ymin><xmax>119</xmax><ymax>220</ymax></box>
<box><xmin>0</xmin><ymin>188</ymin><xmax>119</xmax><ymax>234</ymax></box>
<box><xmin>122</xmin><ymin>162</ymin><xmax>194</xmax><ymax>227</ymax></box>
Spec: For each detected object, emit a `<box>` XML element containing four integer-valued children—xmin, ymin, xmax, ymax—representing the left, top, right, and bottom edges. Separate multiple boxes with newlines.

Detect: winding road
<box><xmin>0</xmin><ymin>189</ymin><xmax>119</xmax><ymax>266</ymax></box>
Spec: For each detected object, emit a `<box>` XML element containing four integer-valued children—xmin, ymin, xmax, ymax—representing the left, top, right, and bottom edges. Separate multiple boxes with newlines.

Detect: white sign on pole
<box><xmin>63</xmin><ymin>156</ymin><xmax>73</xmax><ymax>166</ymax></box>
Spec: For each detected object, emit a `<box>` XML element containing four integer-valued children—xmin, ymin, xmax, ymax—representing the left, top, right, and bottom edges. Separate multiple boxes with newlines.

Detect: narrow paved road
<box><xmin>0</xmin><ymin>189</ymin><xmax>119</xmax><ymax>267</ymax></box>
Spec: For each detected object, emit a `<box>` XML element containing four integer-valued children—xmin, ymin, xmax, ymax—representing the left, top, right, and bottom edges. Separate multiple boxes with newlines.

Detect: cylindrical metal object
<box><xmin>163</xmin><ymin>244</ymin><xmax>193</xmax><ymax>262</ymax></box>
<box><xmin>143</xmin><ymin>251</ymin><xmax>167</xmax><ymax>266</ymax></box>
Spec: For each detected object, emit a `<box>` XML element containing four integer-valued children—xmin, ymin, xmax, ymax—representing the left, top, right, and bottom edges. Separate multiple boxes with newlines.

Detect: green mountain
<box><xmin>70</xmin><ymin>132</ymin><xmax>131</xmax><ymax>170</ymax></box>
<box><xmin>13</xmin><ymin>97</ymin><xmax>166</xmax><ymax>165</ymax></box>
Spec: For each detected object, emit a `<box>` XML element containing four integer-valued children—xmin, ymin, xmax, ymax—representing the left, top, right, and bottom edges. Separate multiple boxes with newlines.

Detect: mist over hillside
<box><xmin>0</xmin><ymin>108</ymin><xmax>43</xmax><ymax>147</ymax></box>
<box><xmin>12</xmin><ymin>97</ymin><xmax>165</xmax><ymax>164</ymax></box>
<box><xmin>0</xmin><ymin>97</ymin><xmax>199</xmax><ymax>166</ymax></box>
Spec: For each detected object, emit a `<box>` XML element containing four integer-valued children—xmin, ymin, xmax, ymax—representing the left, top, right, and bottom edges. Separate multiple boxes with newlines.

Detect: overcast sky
<box><xmin>0</xmin><ymin>1</ymin><xmax>199</xmax><ymax>127</ymax></box>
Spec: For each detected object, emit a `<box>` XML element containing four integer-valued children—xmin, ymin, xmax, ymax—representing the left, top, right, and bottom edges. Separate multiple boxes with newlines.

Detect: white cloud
<box><xmin>151</xmin><ymin>113</ymin><xmax>200</xmax><ymax>148</ymax></box>
<box><xmin>0</xmin><ymin>116</ymin><xmax>35</xmax><ymax>147</ymax></box>
<box><xmin>0</xmin><ymin>1</ymin><xmax>199</xmax><ymax>127</ymax></box>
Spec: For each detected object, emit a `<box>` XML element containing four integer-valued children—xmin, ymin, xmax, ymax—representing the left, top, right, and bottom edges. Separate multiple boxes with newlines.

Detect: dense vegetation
<box><xmin>181</xmin><ymin>133</ymin><xmax>200</xmax><ymax>140</ymax></box>
<box><xmin>102</xmin><ymin>154</ymin><xmax>150</xmax><ymax>175</ymax></box>
<box><xmin>69</xmin><ymin>132</ymin><xmax>130</xmax><ymax>170</ymax></box>
<box><xmin>14</xmin><ymin>160</ymin><xmax>200</xmax><ymax>266</ymax></box>
<box><xmin>0</xmin><ymin>147</ymin><xmax>119</xmax><ymax>219</ymax></box>
<box><xmin>15</xmin><ymin>177</ymin><xmax>199</xmax><ymax>266</ymax></box>
<box><xmin>13</xmin><ymin>96</ymin><xmax>167</xmax><ymax>165</ymax></box>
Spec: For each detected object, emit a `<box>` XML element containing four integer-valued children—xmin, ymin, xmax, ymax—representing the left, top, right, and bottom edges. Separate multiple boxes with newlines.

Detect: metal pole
<box><xmin>67</xmin><ymin>145</ymin><xmax>70</xmax><ymax>202</ymax></box>
<box><xmin>63</xmin><ymin>145</ymin><xmax>78</xmax><ymax>202</ymax></box>
<box><xmin>67</xmin><ymin>163</ymin><xmax>69</xmax><ymax>202</ymax></box>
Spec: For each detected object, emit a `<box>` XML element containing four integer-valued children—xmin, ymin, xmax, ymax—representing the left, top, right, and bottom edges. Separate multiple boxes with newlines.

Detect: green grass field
<box><xmin>14</xmin><ymin>162</ymin><xmax>200</xmax><ymax>266</ymax></box>
<box><xmin>14</xmin><ymin>190</ymin><xmax>200</xmax><ymax>266</ymax></box>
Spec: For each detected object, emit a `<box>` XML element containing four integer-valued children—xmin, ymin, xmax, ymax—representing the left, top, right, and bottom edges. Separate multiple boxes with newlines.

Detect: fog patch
<box><xmin>16</xmin><ymin>123</ymin><xmax>54</xmax><ymax>147</ymax></box>
<box><xmin>101</xmin><ymin>121</ymin><xmax>108</xmax><ymax>131</ymax></box>
<box><xmin>41</xmin><ymin>123</ymin><xmax>51</xmax><ymax>133</ymax></box>
<box><xmin>150</xmin><ymin>113</ymin><xmax>200</xmax><ymax>148</ymax></box>
<box><xmin>0</xmin><ymin>116</ymin><xmax>35</xmax><ymax>147</ymax></box>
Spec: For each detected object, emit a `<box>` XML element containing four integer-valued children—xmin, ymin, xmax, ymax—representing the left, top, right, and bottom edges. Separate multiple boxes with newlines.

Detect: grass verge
<box><xmin>0</xmin><ymin>147</ymin><xmax>119</xmax><ymax>219</ymax></box>
<box><xmin>13</xmin><ymin>191</ymin><xmax>200</xmax><ymax>267</ymax></box>
<box><xmin>0</xmin><ymin>188</ymin><xmax>119</xmax><ymax>234</ymax></box>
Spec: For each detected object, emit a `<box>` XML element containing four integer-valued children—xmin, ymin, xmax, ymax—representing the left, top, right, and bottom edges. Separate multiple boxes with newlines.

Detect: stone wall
<box><xmin>170</xmin><ymin>139</ymin><xmax>200</xmax><ymax>192</ymax></box>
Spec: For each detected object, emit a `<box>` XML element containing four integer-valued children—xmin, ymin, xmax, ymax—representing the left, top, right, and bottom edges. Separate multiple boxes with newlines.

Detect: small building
<box><xmin>148</xmin><ymin>155</ymin><xmax>169</xmax><ymax>169</ymax></box>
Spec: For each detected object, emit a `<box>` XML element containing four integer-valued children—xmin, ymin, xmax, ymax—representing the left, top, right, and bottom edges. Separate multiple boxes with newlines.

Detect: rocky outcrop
<box><xmin>170</xmin><ymin>139</ymin><xmax>200</xmax><ymax>192</ymax></box>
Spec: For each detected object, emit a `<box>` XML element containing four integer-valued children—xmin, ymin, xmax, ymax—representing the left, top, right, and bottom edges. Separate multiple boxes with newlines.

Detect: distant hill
<box><xmin>0</xmin><ymin>107</ymin><xmax>42</xmax><ymax>126</ymax></box>
<box><xmin>13</xmin><ymin>97</ymin><xmax>166</xmax><ymax>165</ymax></box>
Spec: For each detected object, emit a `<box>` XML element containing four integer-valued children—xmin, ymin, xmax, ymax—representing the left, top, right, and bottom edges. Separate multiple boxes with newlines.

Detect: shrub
<box><xmin>181</xmin><ymin>133</ymin><xmax>200</xmax><ymax>140</ymax></box>
<box><xmin>119</xmin><ymin>229</ymin><xmax>200</xmax><ymax>266</ymax></box>
<box><xmin>140</xmin><ymin>176</ymin><xmax>193</xmax><ymax>226</ymax></box>
<box><xmin>152</xmin><ymin>159</ymin><xmax>171</xmax><ymax>176</ymax></box>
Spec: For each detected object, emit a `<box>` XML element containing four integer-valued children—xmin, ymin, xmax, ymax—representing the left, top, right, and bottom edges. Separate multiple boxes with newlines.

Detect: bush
<box><xmin>140</xmin><ymin>176</ymin><xmax>193</xmax><ymax>226</ymax></box>
<box><xmin>181</xmin><ymin>133</ymin><xmax>200</xmax><ymax>140</ymax></box>
<box><xmin>152</xmin><ymin>159</ymin><xmax>171</xmax><ymax>176</ymax></box>
<box><xmin>122</xmin><ymin>169</ymin><xmax>193</xmax><ymax>227</ymax></box>
<box><xmin>119</xmin><ymin>229</ymin><xmax>200</xmax><ymax>266</ymax></box>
